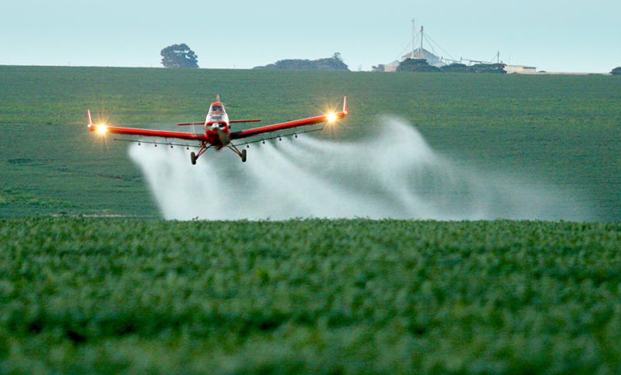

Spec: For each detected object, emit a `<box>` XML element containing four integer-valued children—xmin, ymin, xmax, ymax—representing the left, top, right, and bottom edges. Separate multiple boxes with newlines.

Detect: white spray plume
<box><xmin>129</xmin><ymin>118</ymin><xmax>591</xmax><ymax>221</ymax></box>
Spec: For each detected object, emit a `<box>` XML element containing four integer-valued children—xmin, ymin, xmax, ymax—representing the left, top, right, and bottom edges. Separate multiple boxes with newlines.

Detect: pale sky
<box><xmin>1</xmin><ymin>0</ymin><xmax>619</xmax><ymax>72</ymax></box>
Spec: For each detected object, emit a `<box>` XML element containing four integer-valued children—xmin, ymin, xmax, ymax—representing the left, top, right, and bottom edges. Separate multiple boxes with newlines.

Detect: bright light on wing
<box><xmin>95</xmin><ymin>124</ymin><xmax>108</xmax><ymax>135</ymax></box>
<box><xmin>326</xmin><ymin>112</ymin><xmax>338</xmax><ymax>123</ymax></box>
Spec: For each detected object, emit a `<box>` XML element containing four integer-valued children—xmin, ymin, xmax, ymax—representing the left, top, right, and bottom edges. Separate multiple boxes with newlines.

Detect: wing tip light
<box><xmin>87</xmin><ymin>110</ymin><xmax>109</xmax><ymax>135</ymax></box>
<box><xmin>326</xmin><ymin>112</ymin><xmax>338</xmax><ymax>123</ymax></box>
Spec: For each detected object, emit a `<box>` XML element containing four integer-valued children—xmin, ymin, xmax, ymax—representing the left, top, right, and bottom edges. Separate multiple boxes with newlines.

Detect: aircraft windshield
<box><xmin>211</xmin><ymin>105</ymin><xmax>223</xmax><ymax>112</ymax></box>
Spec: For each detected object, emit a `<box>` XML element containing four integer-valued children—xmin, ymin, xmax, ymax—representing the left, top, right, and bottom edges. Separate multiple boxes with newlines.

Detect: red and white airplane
<box><xmin>88</xmin><ymin>96</ymin><xmax>348</xmax><ymax>164</ymax></box>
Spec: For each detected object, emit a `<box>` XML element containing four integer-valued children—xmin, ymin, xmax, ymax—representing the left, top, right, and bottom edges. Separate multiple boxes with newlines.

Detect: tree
<box><xmin>372</xmin><ymin>64</ymin><xmax>386</xmax><ymax>72</ymax></box>
<box><xmin>253</xmin><ymin>53</ymin><xmax>349</xmax><ymax>71</ymax></box>
<box><xmin>441</xmin><ymin>63</ymin><xmax>468</xmax><ymax>73</ymax></box>
<box><xmin>467</xmin><ymin>63</ymin><xmax>506</xmax><ymax>74</ymax></box>
<box><xmin>612</xmin><ymin>67</ymin><xmax>621</xmax><ymax>75</ymax></box>
<box><xmin>160</xmin><ymin>43</ymin><xmax>199</xmax><ymax>68</ymax></box>
<box><xmin>396</xmin><ymin>58</ymin><xmax>442</xmax><ymax>73</ymax></box>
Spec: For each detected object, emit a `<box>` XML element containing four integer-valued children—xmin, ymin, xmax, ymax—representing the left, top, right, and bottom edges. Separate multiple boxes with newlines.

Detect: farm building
<box><xmin>504</xmin><ymin>65</ymin><xmax>538</xmax><ymax>74</ymax></box>
<box><xmin>383</xmin><ymin>60</ymin><xmax>400</xmax><ymax>72</ymax></box>
<box><xmin>379</xmin><ymin>24</ymin><xmax>444</xmax><ymax>72</ymax></box>
<box><xmin>401</xmin><ymin>46</ymin><xmax>444</xmax><ymax>68</ymax></box>
<box><xmin>376</xmin><ymin>20</ymin><xmax>538</xmax><ymax>74</ymax></box>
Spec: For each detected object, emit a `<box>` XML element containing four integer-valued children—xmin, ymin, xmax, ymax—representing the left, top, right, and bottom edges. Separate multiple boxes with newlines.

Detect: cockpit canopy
<box><xmin>211</xmin><ymin>105</ymin><xmax>224</xmax><ymax>112</ymax></box>
<box><xmin>209</xmin><ymin>121</ymin><xmax>227</xmax><ymax>130</ymax></box>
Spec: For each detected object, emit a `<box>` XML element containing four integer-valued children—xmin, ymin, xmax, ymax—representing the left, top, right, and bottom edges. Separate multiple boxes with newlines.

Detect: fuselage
<box><xmin>204</xmin><ymin>102</ymin><xmax>230</xmax><ymax>149</ymax></box>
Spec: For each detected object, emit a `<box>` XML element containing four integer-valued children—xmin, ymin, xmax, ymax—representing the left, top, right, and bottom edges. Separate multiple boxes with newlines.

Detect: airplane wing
<box><xmin>87</xmin><ymin>110</ymin><xmax>207</xmax><ymax>141</ymax></box>
<box><xmin>230</xmin><ymin>97</ymin><xmax>348</xmax><ymax>140</ymax></box>
<box><xmin>177</xmin><ymin>120</ymin><xmax>261</xmax><ymax>126</ymax></box>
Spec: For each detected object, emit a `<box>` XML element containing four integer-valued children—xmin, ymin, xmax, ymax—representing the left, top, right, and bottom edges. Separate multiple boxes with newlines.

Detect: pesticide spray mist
<box><xmin>129</xmin><ymin>119</ymin><xmax>590</xmax><ymax>221</ymax></box>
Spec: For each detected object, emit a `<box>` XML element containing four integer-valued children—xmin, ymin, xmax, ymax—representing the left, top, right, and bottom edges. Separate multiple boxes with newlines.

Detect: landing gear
<box><xmin>190</xmin><ymin>142</ymin><xmax>209</xmax><ymax>165</ymax></box>
<box><xmin>229</xmin><ymin>144</ymin><xmax>247</xmax><ymax>163</ymax></box>
<box><xmin>189</xmin><ymin>143</ymin><xmax>247</xmax><ymax>164</ymax></box>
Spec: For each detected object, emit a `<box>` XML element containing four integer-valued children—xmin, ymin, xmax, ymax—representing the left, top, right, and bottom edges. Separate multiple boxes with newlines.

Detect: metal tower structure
<box><xmin>420</xmin><ymin>26</ymin><xmax>424</xmax><ymax>51</ymax></box>
<box><xmin>411</xmin><ymin>18</ymin><xmax>416</xmax><ymax>56</ymax></box>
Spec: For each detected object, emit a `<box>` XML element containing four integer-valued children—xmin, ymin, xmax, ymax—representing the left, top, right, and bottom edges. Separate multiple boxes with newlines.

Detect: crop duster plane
<box><xmin>88</xmin><ymin>96</ymin><xmax>348</xmax><ymax>164</ymax></box>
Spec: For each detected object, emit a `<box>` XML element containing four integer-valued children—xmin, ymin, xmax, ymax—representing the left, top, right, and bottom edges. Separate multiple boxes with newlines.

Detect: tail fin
<box><xmin>87</xmin><ymin>109</ymin><xmax>93</xmax><ymax>127</ymax></box>
<box><xmin>216</xmin><ymin>94</ymin><xmax>221</xmax><ymax>102</ymax></box>
<box><xmin>343</xmin><ymin>96</ymin><xmax>348</xmax><ymax>115</ymax></box>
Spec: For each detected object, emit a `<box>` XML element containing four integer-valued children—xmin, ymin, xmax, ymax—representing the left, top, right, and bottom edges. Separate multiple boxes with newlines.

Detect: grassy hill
<box><xmin>0</xmin><ymin>66</ymin><xmax>620</xmax><ymax>219</ymax></box>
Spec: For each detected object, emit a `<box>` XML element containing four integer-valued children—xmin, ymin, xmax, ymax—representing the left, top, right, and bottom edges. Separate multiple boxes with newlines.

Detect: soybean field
<box><xmin>1</xmin><ymin>218</ymin><xmax>621</xmax><ymax>374</ymax></box>
<box><xmin>0</xmin><ymin>66</ymin><xmax>620</xmax><ymax>219</ymax></box>
<box><xmin>1</xmin><ymin>66</ymin><xmax>621</xmax><ymax>374</ymax></box>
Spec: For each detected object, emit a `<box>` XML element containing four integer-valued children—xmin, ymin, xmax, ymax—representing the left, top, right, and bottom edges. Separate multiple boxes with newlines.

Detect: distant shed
<box><xmin>384</xmin><ymin>61</ymin><xmax>400</xmax><ymax>72</ymax></box>
<box><xmin>504</xmin><ymin>65</ymin><xmax>537</xmax><ymax>74</ymax></box>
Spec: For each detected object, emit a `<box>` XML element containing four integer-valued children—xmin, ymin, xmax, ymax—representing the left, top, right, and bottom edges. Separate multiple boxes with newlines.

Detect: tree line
<box><xmin>157</xmin><ymin>43</ymin><xmax>620</xmax><ymax>75</ymax></box>
<box><xmin>376</xmin><ymin>58</ymin><xmax>508</xmax><ymax>74</ymax></box>
<box><xmin>253</xmin><ymin>53</ymin><xmax>349</xmax><ymax>71</ymax></box>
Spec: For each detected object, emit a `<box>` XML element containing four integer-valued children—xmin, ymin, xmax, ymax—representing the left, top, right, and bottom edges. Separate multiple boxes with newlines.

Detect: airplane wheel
<box><xmin>190</xmin><ymin>152</ymin><xmax>197</xmax><ymax>165</ymax></box>
<box><xmin>241</xmin><ymin>149</ymin><xmax>247</xmax><ymax>163</ymax></box>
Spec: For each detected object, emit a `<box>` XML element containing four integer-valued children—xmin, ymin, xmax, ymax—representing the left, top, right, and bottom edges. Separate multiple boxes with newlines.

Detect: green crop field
<box><xmin>1</xmin><ymin>66</ymin><xmax>621</xmax><ymax>373</ymax></box>
<box><xmin>0</xmin><ymin>66</ymin><xmax>620</xmax><ymax>220</ymax></box>
<box><xmin>1</xmin><ymin>218</ymin><xmax>621</xmax><ymax>374</ymax></box>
